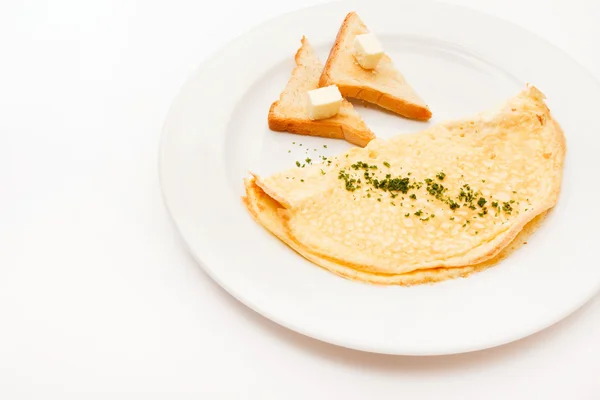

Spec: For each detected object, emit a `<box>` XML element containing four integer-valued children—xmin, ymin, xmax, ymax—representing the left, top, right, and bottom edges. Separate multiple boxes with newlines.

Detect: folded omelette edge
<box><xmin>245</xmin><ymin>85</ymin><xmax>565</xmax><ymax>281</ymax></box>
<box><xmin>243</xmin><ymin>175</ymin><xmax>549</xmax><ymax>285</ymax></box>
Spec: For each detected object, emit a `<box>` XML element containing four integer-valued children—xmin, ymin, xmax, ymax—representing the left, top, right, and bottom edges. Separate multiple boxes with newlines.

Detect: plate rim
<box><xmin>158</xmin><ymin>0</ymin><xmax>600</xmax><ymax>355</ymax></box>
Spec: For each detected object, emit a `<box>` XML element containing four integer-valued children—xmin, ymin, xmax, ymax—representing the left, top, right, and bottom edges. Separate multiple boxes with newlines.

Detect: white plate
<box><xmin>159</xmin><ymin>0</ymin><xmax>600</xmax><ymax>355</ymax></box>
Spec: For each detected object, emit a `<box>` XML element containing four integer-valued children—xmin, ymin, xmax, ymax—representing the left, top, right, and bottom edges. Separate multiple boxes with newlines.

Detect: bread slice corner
<box><xmin>319</xmin><ymin>12</ymin><xmax>432</xmax><ymax>121</ymax></box>
<box><xmin>268</xmin><ymin>36</ymin><xmax>376</xmax><ymax>147</ymax></box>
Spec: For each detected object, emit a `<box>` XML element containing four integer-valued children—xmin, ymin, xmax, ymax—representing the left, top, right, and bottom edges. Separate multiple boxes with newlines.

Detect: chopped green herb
<box><xmin>338</xmin><ymin>170</ymin><xmax>358</xmax><ymax>191</ymax></box>
<box><xmin>410</xmin><ymin>194</ymin><xmax>417</xmax><ymax>200</ymax></box>
<box><xmin>436</xmin><ymin>172</ymin><xmax>446</xmax><ymax>180</ymax></box>
<box><xmin>383</xmin><ymin>161</ymin><xmax>391</xmax><ymax>168</ymax></box>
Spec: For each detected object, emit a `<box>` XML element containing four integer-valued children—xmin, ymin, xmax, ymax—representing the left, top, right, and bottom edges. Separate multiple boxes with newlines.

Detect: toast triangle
<box><xmin>268</xmin><ymin>37</ymin><xmax>375</xmax><ymax>147</ymax></box>
<box><xmin>319</xmin><ymin>12</ymin><xmax>432</xmax><ymax>120</ymax></box>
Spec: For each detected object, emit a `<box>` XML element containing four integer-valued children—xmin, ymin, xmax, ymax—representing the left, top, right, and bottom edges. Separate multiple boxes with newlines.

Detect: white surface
<box><xmin>0</xmin><ymin>0</ymin><xmax>598</xmax><ymax>397</ymax></box>
<box><xmin>159</xmin><ymin>0</ymin><xmax>600</xmax><ymax>356</ymax></box>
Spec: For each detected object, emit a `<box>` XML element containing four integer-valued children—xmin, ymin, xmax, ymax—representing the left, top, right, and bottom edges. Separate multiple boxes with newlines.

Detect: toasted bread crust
<box><xmin>320</xmin><ymin>12</ymin><xmax>432</xmax><ymax>120</ymax></box>
<box><xmin>268</xmin><ymin>36</ymin><xmax>375</xmax><ymax>147</ymax></box>
<box><xmin>268</xmin><ymin>99</ymin><xmax>373</xmax><ymax>147</ymax></box>
<box><xmin>334</xmin><ymin>83</ymin><xmax>432</xmax><ymax>120</ymax></box>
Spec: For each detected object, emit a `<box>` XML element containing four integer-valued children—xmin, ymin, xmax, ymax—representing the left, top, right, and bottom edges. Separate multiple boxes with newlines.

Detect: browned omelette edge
<box><xmin>243</xmin><ymin>176</ymin><xmax>550</xmax><ymax>286</ymax></box>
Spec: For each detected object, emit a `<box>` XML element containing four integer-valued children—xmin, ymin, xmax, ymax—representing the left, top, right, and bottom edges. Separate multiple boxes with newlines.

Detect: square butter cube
<box><xmin>307</xmin><ymin>85</ymin><xmax>342</xmax><ymax>120</ymax></box>
<box><xmin>353</xmin><ymin>33</ymin><xmax>384</xmax><ymax>70</ymax></box>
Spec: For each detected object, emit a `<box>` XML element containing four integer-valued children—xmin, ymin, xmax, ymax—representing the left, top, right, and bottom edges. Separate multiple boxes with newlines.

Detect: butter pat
<box><xmin>353</xmin><ymin>33</ymin><xmax>384</xmax><ymax>70</ymax></box>
<box><xmin>307</xmin><ymin>85</ymin><xmax>342</xmax><ymax>120</ymax></box>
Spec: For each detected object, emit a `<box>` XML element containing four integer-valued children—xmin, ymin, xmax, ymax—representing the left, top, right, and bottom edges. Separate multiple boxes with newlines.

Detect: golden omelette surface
<box><xmin>252</xmin><ymin>86</ymin><xmax>565</xmax><ymax>276</ymax></box>
<box><xmin>244</xmin><ymin>177</ymin><xmax>548</xmax><ymax>286</ymax></box>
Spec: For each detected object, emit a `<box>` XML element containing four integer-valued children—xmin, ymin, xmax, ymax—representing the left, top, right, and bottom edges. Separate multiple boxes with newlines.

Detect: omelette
<box><xmin>243</xmin><ymin>85</ymin><xmax>566</xmax><ymax>285</ymax></box>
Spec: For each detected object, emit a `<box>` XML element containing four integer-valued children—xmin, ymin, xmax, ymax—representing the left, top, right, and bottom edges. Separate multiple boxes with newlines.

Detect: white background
<box><xmin>1</xmin><ymin>0</ymin><xmax>599</xmax><ymax>398</ymax></box>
